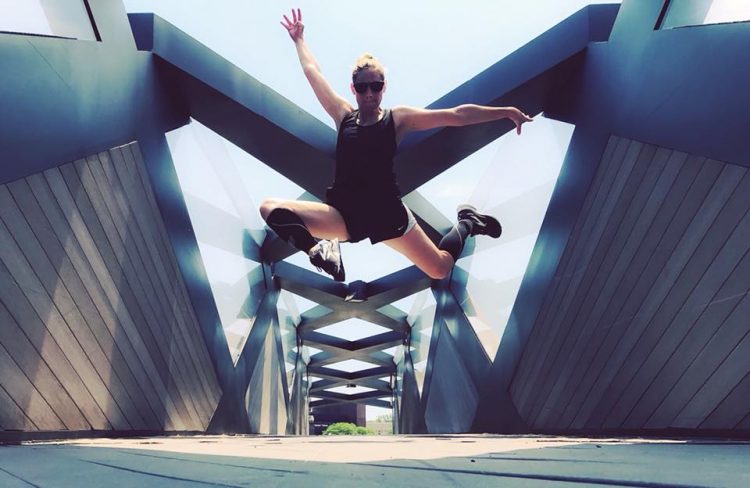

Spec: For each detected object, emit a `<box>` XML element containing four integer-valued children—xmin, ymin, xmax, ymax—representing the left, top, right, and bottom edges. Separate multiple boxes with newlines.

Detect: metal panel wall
<box><xmin>510</xmin><ymin>135</ymin><xmax>750</xmax><ymax>435</ymax></box>
<box><xmin>422</xmin><ymin>323</ymin><xmax>479</xmax><ymax>433</ymax></box>
<box><xmin>245</xmin><ymin>323</ymin><xmax>288</xmax><ymax>435</ymax></box>
<box><xmin>0</xmin><ymin>142</ymin><xmax>221</xmax><ymax>433</ymax></box>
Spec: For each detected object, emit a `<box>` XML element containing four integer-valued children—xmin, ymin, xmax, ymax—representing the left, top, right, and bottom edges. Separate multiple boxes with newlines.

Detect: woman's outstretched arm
<box><xmin>281</xmin><ymin>9</ymin><xmax>352</xmax><ymax>127</ymax></box>
<box><xmin>392</xmin><ymin>104</ymin><xmax>534</xmax><ymax>138</ymax></box>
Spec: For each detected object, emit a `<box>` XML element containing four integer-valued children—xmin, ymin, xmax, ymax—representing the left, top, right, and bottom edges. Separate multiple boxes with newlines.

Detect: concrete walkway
<box><xmin>0</xmin><ymin>435</ymin><xmax>747</xmax><ymax>487</ymax></box>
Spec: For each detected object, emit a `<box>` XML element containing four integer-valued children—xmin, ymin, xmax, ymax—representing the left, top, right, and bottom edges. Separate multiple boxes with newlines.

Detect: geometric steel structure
<box><xmin>1</xmin><ymin>0</ymin><xmax>748</xmax><ymax>441</ymax></box>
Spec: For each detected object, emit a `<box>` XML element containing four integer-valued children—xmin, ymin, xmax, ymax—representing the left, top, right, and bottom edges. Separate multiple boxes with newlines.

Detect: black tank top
<box><xmin>332</xmin><ymin>109</ymin><xmax>400</xmax><ymax>198</ymax></box>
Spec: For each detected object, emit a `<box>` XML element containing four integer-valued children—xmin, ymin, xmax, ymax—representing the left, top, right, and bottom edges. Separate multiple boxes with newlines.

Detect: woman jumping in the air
<box><xmin>260</xmin><ymin>9</ymin><xmax>533</xmax><ymax>282</ymax></box>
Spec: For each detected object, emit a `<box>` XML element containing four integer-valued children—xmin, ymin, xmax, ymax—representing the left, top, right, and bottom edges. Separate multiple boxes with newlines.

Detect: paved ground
<box><xmin>0</xmin><ymin>434</ymin><xmax>748</xmax><ymax>487</ymax></box>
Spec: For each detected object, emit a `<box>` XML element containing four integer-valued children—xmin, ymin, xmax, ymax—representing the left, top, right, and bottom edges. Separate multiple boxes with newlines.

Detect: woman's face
<box><xmin>351</xmin><ymin>68</ymin><xmax>386</xmax><ymax>110</ymax></box>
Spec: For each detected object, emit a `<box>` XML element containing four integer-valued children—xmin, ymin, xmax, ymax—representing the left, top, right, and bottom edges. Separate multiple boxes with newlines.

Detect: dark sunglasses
<box><xmin>353</xmin><ymin>81</ymin><xmax>385</xmax><ymax>94</ymax></box>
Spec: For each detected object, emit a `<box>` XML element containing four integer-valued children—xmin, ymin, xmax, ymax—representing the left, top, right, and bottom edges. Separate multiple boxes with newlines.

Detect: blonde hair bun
<box><xmin>352</xmin><ymin>53</ymin><xmax>385</xmax><ymax>81</ymax></box>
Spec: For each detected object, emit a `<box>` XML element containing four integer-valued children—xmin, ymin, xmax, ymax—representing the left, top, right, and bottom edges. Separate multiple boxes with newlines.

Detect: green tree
<box><xmin>322</xmin><ymin>422</ymin><xmax>374</xmax><ymax>435</ymax></box>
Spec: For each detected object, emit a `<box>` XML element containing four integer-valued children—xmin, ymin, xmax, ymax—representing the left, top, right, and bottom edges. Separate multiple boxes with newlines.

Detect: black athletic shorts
<box><xmin>325</xmin><ymin>185</ymin><xmax>410</xmax><ymax>244</ymax></box>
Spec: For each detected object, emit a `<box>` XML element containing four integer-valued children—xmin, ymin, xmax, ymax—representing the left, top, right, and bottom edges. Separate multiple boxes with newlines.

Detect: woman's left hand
<box><xmin>281</xmin><ymin>8</ymin><xmax>304</xmax><ymax>43</ymax></box>
<box><xmin>508</xmin><ymin>107</ymin><xmax>533</xmax><ymax>135</ymax></box>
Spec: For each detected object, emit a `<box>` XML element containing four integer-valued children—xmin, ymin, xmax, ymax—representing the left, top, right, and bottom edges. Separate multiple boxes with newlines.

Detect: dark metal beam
<box><xmin>299</xmin><ymin>312</ymin><xmax>352</xmax><ymax>331</ymax></box>
<box><xmin>349</xmin><ymin>331</ymin><xmax>405</xmax><ymax>352</ymax></box>
<box><xmin>298</xmin><ymin>304</ymin><xmax>333</xmax><ymax>322</ymax></box>
<box><xmin>312</xmin><ymin>389</ymin><xmax>393</xmax><ymax>403</ymax></box>
<box><xmin>376</xmin><ymin>304</ymin><xmax>409</xmax><ymax>322</ymax></box>
<box><xmin>301</xmin><ymin>330</ymin><xmax>404</xmax><ymax>353</ymax></box>
<box><xmin>0</xmin><ymin>31</ymin><xmax>186</xmax><ymax>186</ymax></box>
<box><xmin>274</xmin><ymin>261</ymin><xmax>348</xmax><ymax>301</ymax></box>
<box><xmin>307</xmin><ymin>365</ymin><xmax>394</xmax><ymax>382</ymax></box>
<box><xmin>311</xmin><ymin>398</ymin><xmax>392</xmax><ymax>409</ymax></box>
<box><xmin>309</xmin><ymin>350</ymin><xmax>394</xmax><ymax>368</ymax></box>
<box><xmin>299</xmin><ymin>331</ymin><xmax>354</xmax><ymax>351</ymax></box>
<box><xmin>365</xmin><ymin>266</ymin><xmax>434</xmax><ymax>308</ymax></box>
<box><xmin>355</xmin><ymin>310</ymin><xmax>409</xmax><ymax>333</ymax></box>
<box><xmin>208</xmin><ymin>280</ymin><xmax>280</xmax><ymax>432</ymax></box>
<box><xmin>298</xmin><ymin>266</ymin><xmax>432</xmax><ymax>322</ymax></box>
<box><xmin>310</xmin><ymin>378</ymin><xmax>391</xmax><ymax>394</ymax></box>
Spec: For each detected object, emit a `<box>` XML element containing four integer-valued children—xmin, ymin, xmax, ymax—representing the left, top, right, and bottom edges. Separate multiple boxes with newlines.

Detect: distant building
<box><xmin>310</xmin><ymin>404</ymin><xmax>366</xmax><ymax>435</ymax></box>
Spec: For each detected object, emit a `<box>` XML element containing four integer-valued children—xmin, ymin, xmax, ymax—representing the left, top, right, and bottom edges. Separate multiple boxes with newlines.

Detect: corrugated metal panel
<box><xmin>0</xmin><ymin>142</ymin><xmax>221</xmax><ymax>433</ymax></box>
<box><xmin>511</xmin><ymin>135</ymin><xmax>750</xmax><ymax>433</ymax></box>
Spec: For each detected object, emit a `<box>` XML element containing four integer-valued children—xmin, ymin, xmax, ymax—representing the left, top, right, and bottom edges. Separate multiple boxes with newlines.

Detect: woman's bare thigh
<box><xmin>261</xmin><ymin>198</ymin><xmax>351</xmax><ymax>241</ymax></box>
<box><xmin>382</xmin><ymin>224</ymin><xmax>453</xmax><ymax>279</ymax></box>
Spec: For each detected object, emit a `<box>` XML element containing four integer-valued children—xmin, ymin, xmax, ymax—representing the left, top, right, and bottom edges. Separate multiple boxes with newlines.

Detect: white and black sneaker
<box><xmin>457</xmin><ymin>204</ymin><xmax>502</xmax><ymax>238</ymax></box>
<box><xmin>309</xmin><ymin>238</ymin><xmax>346</xmax><ymax>282</ymax></box>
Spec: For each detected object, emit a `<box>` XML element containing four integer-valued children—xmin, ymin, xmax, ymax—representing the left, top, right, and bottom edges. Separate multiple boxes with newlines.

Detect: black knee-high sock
<box><xmin>438</xmin><ymin>219</ymin><xmax>473</xmax><ymax>262</ymax></box>
<box><xmin>266</xmin><ymin>208</ymin><xmax>318</xmax><ymax>253</ymax></box>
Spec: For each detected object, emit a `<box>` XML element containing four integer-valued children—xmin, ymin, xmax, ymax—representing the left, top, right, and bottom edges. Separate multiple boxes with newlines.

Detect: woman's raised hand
<box><xmin>281</xmin><ymin>8</ymin><xmax>304</xmax><ymax>42</ymax></box>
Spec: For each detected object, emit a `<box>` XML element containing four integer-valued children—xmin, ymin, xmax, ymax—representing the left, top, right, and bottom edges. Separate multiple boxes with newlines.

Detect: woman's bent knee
<box><xmin>259</xmin><ymin>198</ymin><xmax>282</xmax><ymax>221</ymax></box>
<box><xmin>428</xmin><ymin>267</ymin><xmax>450</xmax><ymax>280</ymax></box>
<box><xmin>425</xmin><ymin>256</ymin><xmax>453</xmax><ymax>280</ymax></box>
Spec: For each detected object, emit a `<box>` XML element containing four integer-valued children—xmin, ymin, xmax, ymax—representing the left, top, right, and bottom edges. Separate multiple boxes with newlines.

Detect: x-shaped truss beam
<box><xmin>310</xmin><ymin>390</ymin><xmax>392</xmax><ymax>409</ymax></box>
<box><xmin>273</xmin><ymin>261</ymin><xmax>431</xmax><ymax>405</ymax></box>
